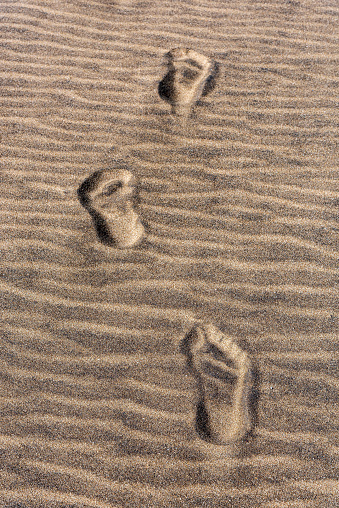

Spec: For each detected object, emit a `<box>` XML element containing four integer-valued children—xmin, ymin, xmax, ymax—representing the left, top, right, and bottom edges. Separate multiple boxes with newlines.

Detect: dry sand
<box><xmin>0</xmin><ymin>0</ymin><xmax>338</xmax><ymax>506</ymax></box>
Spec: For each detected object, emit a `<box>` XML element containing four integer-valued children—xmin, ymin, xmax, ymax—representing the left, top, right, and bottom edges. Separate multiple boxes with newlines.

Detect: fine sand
<box><xmin>1</xmin><ymin>0</ymin><xmax>338</xmax><ymax>506</ymax></box>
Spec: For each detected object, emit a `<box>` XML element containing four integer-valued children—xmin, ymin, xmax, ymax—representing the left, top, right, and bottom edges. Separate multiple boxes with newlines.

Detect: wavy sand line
<box><xmin>0</xmin><ymin>488</ymin><xmax>118</xmax><ymax>508</ymax></box>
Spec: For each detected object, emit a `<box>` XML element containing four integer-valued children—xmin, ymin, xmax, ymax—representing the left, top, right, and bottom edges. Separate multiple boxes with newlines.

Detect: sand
<box><xmin>0</xmin><ymin>0</ymin><xmax>338</xmax><ymax>506</ymax></box>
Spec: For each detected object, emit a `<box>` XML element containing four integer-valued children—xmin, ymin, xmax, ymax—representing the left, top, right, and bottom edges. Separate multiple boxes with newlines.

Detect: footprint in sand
<box><xmin>182</xmin><ymin>323</ymin><xmax>254</xmax><ymax>445</ymax></box>
<box><xmin>158</xmin><ymin>48</ymin><xmax>218</xmax><ymax>117</ymax></box>
<box><xmin>78</xmin><ymin>168</ymin><xmax>144</xmax><ymax>248</ymax></box>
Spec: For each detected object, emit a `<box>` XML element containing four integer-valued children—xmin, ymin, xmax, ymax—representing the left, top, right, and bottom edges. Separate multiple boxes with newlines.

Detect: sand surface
<box><xmin>1</xmin><ymin>0</ymin><xmax>338</xmax><ymax>506</ymax></box>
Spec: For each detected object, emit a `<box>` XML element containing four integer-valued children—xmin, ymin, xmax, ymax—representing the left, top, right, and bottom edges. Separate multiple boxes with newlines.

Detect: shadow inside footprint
<box><xmin>196</xmin><ymin>399</ymin><xmax>212</xmax><ymax>441</ymax></box>
<box><xmin>201</xmin><ymin>61</ymin><xmax>220</xmax><ymax>97</ymax></box>
<box><xmin>248</xmin><ymin>367</ymin><xmax>260</xmax><ymax>433</ymax></box>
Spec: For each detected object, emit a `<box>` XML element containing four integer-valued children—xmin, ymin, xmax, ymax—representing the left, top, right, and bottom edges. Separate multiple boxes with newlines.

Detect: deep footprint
<box><xmin>78</xmin><ymin>168</ymin><xmax>144</xmax><ymax>248</ymax></box>
<box><xmin>182</xmin><ymin>323</ymin><xmax>254</xmax><ymax>445</ymax></box>
<box><xmin>158</xmin><ymin>48</ymin><xmax>218</xmax><ymax>117</ymax></box>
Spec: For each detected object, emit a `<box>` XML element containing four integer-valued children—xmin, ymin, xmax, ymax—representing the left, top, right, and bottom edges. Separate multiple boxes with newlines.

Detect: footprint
<box><xmin>78</xmin><ymin>168</ymin><xmax>144</xmax><ymax>248</ymax></box>
<box><xmin>182</xmin><ymin>323</ymin><xmax>254</xmax><ymax>445</ymax></box>
<box><xmin>158</xmin><ymin>48</ymin><xmax>218</xmax><ymax>117</ymax></box>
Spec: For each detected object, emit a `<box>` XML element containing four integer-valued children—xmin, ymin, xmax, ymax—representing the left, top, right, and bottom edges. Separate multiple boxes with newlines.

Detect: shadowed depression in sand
<box><xmin>158</xmin><ymin>48</ymin><xmax>218</xmax><ymax>117</ymax></box>
<box><xmin>78</xmin><ymin>168</ymin><xmax>145</xmax><ymax>248</ymax></box>
<box><xmin>182</xmin><ymin>323</ymin><xmax>255</xmax><ymax>445</ymax></box>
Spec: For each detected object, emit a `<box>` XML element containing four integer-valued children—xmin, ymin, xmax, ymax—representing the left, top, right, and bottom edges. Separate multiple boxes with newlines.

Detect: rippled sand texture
<box><xmin>1</xmin><ymin>0</ymin><xmax>338</xmax><ymax>506</ymax></box>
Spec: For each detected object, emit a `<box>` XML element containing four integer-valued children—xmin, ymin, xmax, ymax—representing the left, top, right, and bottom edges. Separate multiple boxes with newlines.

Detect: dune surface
<box><xmin>1</xmin><ymin>0</ymin><xmax>338</xmax><ymax>506</ymax></box>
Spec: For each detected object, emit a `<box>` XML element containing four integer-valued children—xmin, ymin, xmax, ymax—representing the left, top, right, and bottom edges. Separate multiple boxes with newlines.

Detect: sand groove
<box><xmin>1</xmin><ymin>0</ymin><xmax>338</xmax><ymax>506</ymax></box>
